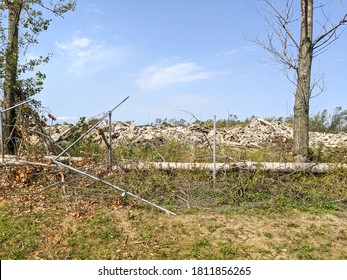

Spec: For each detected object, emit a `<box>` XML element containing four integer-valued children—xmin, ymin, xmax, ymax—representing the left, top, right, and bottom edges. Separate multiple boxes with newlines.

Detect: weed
<box><xmin>263</xmin><ymin>232</ymin><xmax>274</xmax><ymax>239</ymax></box>
<box><xmin>287</xmin><ymin>222</ymin><xmax>300</xmax><ymax>228</ymax></box>
<box><xmin>193</xmin><ymin>238</ymin><xmax>210</xmax><ymax>248</ymax></box>
<box><xmin>191</xmin><ymin>238</ymin><xmax>213</xmax><ymax>259</ymax></box>
<box><xmin>219</xmin><ymin>242</ymin><xmax>237</xmax><ymax>259</ymax></box>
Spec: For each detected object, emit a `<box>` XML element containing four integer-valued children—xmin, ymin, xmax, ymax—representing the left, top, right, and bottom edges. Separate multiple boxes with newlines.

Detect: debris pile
<box><xmin>45</xmin><ymin>118</ymin><xmax>347</xmax><ymax>149</ymax></box>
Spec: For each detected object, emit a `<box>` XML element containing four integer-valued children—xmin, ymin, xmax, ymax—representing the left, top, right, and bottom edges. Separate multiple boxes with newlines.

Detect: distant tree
<box><xmin>329</xmin><ymin>106</ymin><xmax>347</xmax><ymax>133</ymax></box>
<box><xmin>309</xmin><ymin>109</ymin><xmax>329</xmax><ymax>132</ymax></box>
<box><xmin>0</xmin><ymin>0</ymin><xmax>76</xmax><ymax>154</ymax></box>
<box><xmin>310</xmin><ymin>106</ymin><xmax>347</xmax><ymax>133</ymax></box>
<box><xmin>254</xmin><ymin>0</ymin><xmax>347</xmax><ymax>162</ymax></box>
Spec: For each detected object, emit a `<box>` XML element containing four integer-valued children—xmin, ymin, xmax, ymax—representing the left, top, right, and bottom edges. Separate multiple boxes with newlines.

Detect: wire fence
<box><xmin>1</xmin><ymin>100</ymin><xmax>347</xmax><ymax>213</ymax></box>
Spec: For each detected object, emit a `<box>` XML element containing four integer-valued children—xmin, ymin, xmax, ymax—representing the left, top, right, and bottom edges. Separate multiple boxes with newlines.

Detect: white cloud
<box><xmin>55</xmin><ymin>36</ymin><xmax>127</xmax><ymax>75</ymax></box>
<box><xmin>215</xmin><ymin>46</ymin><xmax>257</xmax><ymax>56</ymax></box>
<box><xmin>215</xmin><ymin>49</ymin><xmax>240</xmax><ymax>56</ymax></box>
<box><xmin>55</xmin><ymin>37</ymin><xmax>92</xmax><ymax>52</ymax></box>
<box><xmin>137</xmin><ymin>61</ymin><xmax>222</xmax><ymax>90</ymax></box>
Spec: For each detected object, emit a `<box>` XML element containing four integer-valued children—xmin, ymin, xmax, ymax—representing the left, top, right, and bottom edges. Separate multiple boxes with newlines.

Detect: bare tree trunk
<box><xmin>293</xmin><ymin>0</ymin><xmax>313</xmax><ymax>162</ymax></box>
<box><xmin>3</xmin><ymin>1</ymin><xmax>23</xmax><ymax>155</ymax></box>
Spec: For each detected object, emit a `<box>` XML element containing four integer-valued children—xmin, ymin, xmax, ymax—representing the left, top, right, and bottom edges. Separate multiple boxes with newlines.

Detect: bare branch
<box><xmin>253</xmin><ymin>34</ymin><xmax>298</xmax><ymax>70</ymax></box>
<box><xmin>254</xmin><ymin>0</ymin><xmax>347</xmax><ymax>84</ymax></box>
<box><xmin>262</xmin><ymin>0</ymin><xmax>300</xmax><ymax>49</ymax></box>
<box><xmin>251</xmin><ymin>0</ymin><xmax>300</xmax><ymax>71</ymax></box>
<box><xmin>173</xmin><ymin>109</ymin><xmax>200</xmax><ymax>124</ymax></box>
<box><xmin>313</xmin><ymin>13</ymin><xmax>347</xmax><ymax>51</ymax></box>
<box><xmin>310</xmin><ymin>72</ymin><xmax>326</xmax><ymax>99</ymax></box>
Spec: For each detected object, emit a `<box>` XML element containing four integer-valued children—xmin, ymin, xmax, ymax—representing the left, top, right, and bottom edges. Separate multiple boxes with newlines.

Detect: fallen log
<box><xmin>0</xmin><ymin>156</ymin><xmax>53</xmax><ymax>167</ymax></box>
<box><xmin>117</xmin><ymin>161</ymin><xmax>347</xmax><ymax>174</ymax></box>
<box><xmin>2</xmin><ymin>155</ymin><xmax>346</xmax><ymax>174</ymax></box>
<box><xmin>0</xmin><ymin>155</ymin><xmax>85</xmax><ymax>167</ymax></box>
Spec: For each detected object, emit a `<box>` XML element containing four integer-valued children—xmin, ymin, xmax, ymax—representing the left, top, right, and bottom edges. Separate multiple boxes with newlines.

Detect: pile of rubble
<box><xmin>46</xmin><ymin>118</ymin><xmax>347</xmax><ymax>149</ymax></box>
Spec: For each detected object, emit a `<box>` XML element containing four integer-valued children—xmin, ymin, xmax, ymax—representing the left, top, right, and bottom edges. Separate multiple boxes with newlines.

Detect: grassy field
<box><xmin>1</xmin><ymin>196</ymin><xmax>346</xmax><ymax>260</ymax></box>
<box><xmin>1</xmin><ymin>160</ymin><xmax>347</xmax><ymax>260</ymax></box>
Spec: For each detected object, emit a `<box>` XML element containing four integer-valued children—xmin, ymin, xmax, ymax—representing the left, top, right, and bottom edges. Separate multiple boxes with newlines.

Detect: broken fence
<box><xmin>52</xmin><ymin>96</ymin><xmax>176</xmax><ymax>216</ymax></box>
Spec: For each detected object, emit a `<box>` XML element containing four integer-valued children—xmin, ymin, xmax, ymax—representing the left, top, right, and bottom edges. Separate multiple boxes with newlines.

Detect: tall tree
<box><xmin>254</xmin><ymin>0</ymin><xmax>347</xmax><ymax>162</ymax></box>
<box><xmin>0</xmin><ymin>0</ymin><xmax>76</xmax><ymax>154</ymax></box>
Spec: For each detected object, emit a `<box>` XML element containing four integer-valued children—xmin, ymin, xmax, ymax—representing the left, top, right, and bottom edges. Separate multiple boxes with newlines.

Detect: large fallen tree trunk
<box><xmin>118</xmin><ymin>161</ymin><xmax>347</xmax><ymax>174</ymax></box>
<box><xmin>1</xmin><ymin>155</ymin><xmax>346</xmax><ymax>174</ymax></box>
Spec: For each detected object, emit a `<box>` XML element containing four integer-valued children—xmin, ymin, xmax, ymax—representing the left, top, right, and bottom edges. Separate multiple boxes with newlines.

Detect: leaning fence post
<box><xmin>108</xmin><ymin>111</ymin><xmax>112</xmax><ymax>170</ymax></box>
<box><xmin>213</xmin><ymin>115</ymin><xmax>217</xmax><ymax>187</ymax></box>
<box><xmin>0</xmin><ymin>112</ymin><xmax>4</xmax><ymax>162</ymax></box>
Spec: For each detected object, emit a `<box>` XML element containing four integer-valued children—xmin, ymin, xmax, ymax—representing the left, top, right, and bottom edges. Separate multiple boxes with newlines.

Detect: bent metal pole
<box><xmin>54</xmin><ymin>96</ymin><xmax>130</xmax><ymax>160</ymax></box>
<box><xmin>53</xmin><ymin>96</ymin><xmax>176</xmax><ymax>216</ymax></box>
<box><xmin>52</xmin><ymin>160</ymin><xmax>176</xmax><ymax>216</ymax></box>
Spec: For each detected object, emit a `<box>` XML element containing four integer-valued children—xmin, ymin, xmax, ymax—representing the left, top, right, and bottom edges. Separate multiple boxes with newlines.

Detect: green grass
<box><xmin>1</xmin><ymin>193</ymin><xmax>347</xmax><ymax>260</ymax></box>
<box><xmin>0</xmin><ymin>205</ymin><xmax>41</xmax><ymax>259</ymax></box>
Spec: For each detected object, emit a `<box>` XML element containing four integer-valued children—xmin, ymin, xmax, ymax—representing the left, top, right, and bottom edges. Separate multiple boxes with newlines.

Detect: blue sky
<box><xmin>30</xmin><ymin>0</ymin><xmax>347</xmax><ymax>124</ymax></box>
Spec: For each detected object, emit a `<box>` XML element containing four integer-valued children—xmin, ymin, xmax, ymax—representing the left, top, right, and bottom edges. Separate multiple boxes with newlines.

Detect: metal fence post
<box><xmin>108</xmin><ymin>111</ymin><xmax>112</xmax><ymax>170</ymax></box>
<box><xmin>213</xmin><ymin>115</ymin><xmax>216</xmax><ymax>187</ymax></box>
<box><xmin>0</xmin><ymin>112</ymin><xmax>4</xmax><ymax>162</ymax></box>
